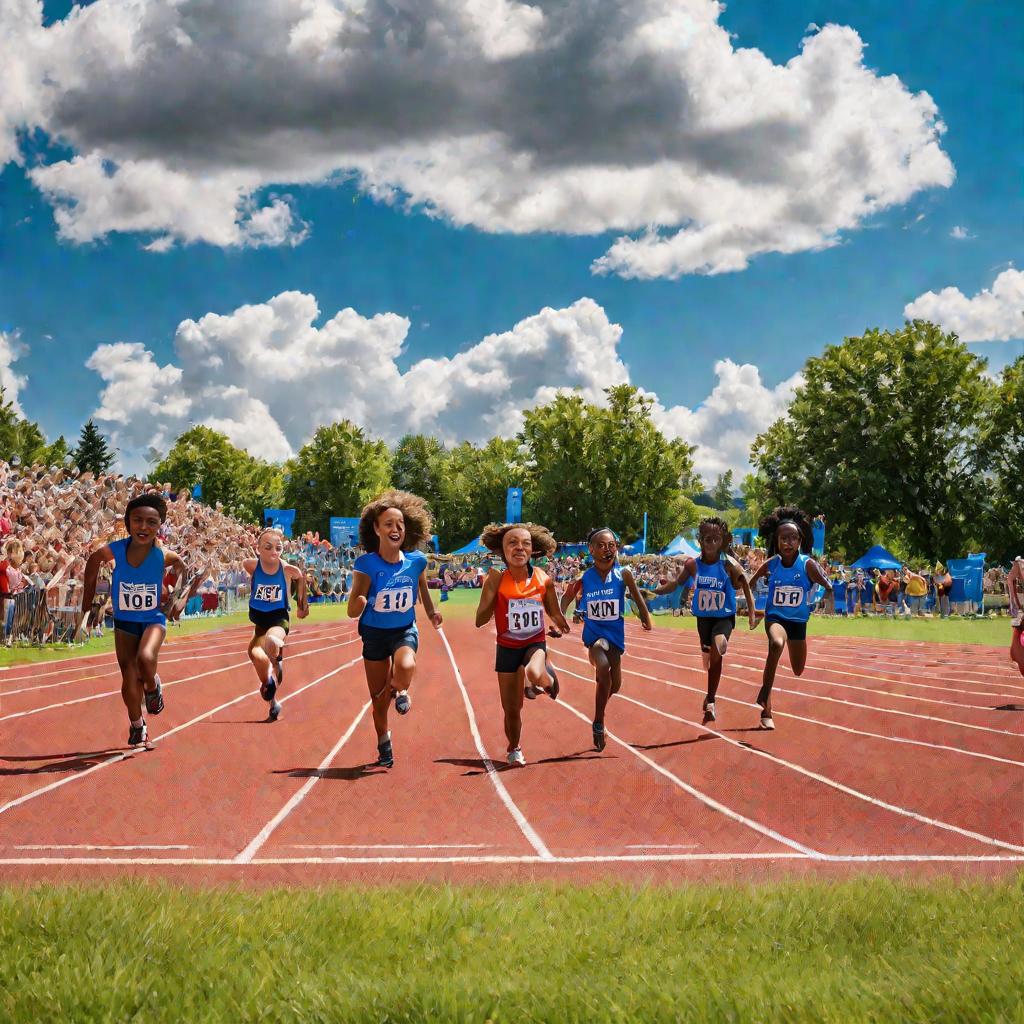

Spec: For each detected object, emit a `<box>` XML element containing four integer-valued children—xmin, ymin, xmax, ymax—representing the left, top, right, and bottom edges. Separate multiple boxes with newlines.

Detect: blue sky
<box><xmin>1</xmin><ymin>0</ymin><xmax>1020</xmax><ymax>479</ymax></box>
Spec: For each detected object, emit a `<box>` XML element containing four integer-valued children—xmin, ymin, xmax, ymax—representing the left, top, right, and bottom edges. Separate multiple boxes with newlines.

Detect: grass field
<box><xmin>1</xmin><ymin>880</ymin><xmax>1022</xmax><ymax>1023</ymax></box>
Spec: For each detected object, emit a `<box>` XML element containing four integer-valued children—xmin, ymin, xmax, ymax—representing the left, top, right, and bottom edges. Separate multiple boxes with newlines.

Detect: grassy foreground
<box><xmin>1</xmin><ymin>880</ymin><xmax>1022</xmax><ymax>1023</ymax></box>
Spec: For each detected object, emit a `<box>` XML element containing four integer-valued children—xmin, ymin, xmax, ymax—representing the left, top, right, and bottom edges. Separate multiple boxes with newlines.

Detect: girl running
<box><xmin>746</xmin><ymin>506</ymin><xmax>832</xmax><ymax>730</ymax></box>
<box><xmin>242</xmin><ymin>528</ymin><xmax>309</xmax><ymax>721</ymax></box>
<box><xmin>475</xmin><ymin>522</ymin><xmax>571</xmax><ymax>767</ymax></box>
<box><xmin>1008</xmin><ymin>556</ymin><xmax>1024</xmax><ymax>678</ymax></box>
<box><xmin>347</xmin><ymin>490</ymin><xmax>442</xmax><ymax>769</ymax></box>
<box><xmin>559</xmin><ymin>527</ymin><xmax>653</xmax><ymax>751</ymax></box>
<box><xmin>78</xmin><ymin>494</ymin><xmax>200</xmax><ymax>747</ymax></box>
<box><xmin>645</xmin><ymin>517</ymin><xmax>756</xmax><ymax>726</ymax></box>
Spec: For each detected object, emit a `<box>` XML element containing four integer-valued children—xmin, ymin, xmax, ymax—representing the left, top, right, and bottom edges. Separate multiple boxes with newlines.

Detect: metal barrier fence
<box><xmin>3</xmin><ymin>585</ymin><xmax>81</xmax><ymax>646</ymax></box>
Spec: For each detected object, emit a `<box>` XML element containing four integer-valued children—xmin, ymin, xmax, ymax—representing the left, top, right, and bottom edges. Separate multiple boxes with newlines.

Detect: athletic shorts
<box><xmin>113</xmin><ymin>619</ymin><xmax>166</xmax><ymax>639</ymax></box>
<box><xmin>359</xmin><ymin>621</ymin><xmax>418</xmax><ymax>662</ymax></box>
<box><xmin>584</xmin><ymin>636</ymin><xmax>623</xmax><ymax>657</ymax></box>
<box><xmin>249</xmin><ymin>607</ymin><xmax>290</xmax><ymax>637</ymax></box>
<box><xmin>495</xmin><ymin>641</ymin><xmax>546</xmax><ymax>674</ymax></box>
<box><xmin>764</xmin><ymin>615</ymin><xmax>807</xmax><ymax>642</ymax></box>
<box><xmin>696</xmin><ymin>615</ymin><xmax>735</xmax><ymax>652</ymax></box>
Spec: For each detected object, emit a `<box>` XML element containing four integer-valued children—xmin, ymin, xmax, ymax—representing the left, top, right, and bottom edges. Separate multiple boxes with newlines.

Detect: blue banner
<box><xmin>506</xmin><ymin>486</ymin><xmax>523</xmax><ymax>523</ymax></box>
<box><xmin>329</xmin><ymin>516</ymin><xmax>362</xmax><ymax>548</ymax></box>
<box><xmin>263</xmin><ymin>508</ymin><xmax>296</xmax><ymax>538</ymax></box>
<box><xmin>812</xmin><ymin>519</ymin><xmax>826</xmax><ymax>556</ymax></box>
<box><xmin>192</xmin><ymin>483</ymin><xmax>202</xmax><ymax>499</ymax></box>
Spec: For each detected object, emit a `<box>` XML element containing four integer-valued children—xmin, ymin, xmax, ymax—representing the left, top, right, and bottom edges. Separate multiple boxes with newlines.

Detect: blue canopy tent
<box><xmin>661</xmin><ymin>534</ymin><xmax>700</xmax><ymax>558</ymax></box>
<box><xmin>621</xmin><ymin>538</ymin><xmax>645</xmax><ymax>556</ymax></box>
<box><xmin>449</xmin><ymin>537</ymin><xmax>488</xmax><ymax>555</ymax></box>
<box><xmin>947</xmin><ymin>552</ymin><xmax>985</xmax><ymax>612</ymax></box>
<box><xmin>850</xmin><ymin>545</ymin><xmax>902</xmax><ymax>570</ymax></box>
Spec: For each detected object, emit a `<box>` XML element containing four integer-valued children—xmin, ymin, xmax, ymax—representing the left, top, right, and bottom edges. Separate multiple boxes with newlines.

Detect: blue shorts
<box><xmin>358</xmin><ymin>622</ymin><xmax>418</xmax><ymax>662</ymax></box>
<box><xmin>113</xmin><ymin>618</ymin><xmax>167</xmax><ymax>639</ymax></box>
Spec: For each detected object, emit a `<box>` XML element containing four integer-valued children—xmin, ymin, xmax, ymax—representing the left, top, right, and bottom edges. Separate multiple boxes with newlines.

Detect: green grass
<box><xmin>1</xmin><ymin>880</ymin><xmax>1022</xmax><ymax>1023</ymax></box>
<box><xmin>0</xmin><ymin>602</ymin><xmax>351</xmax><ymax>668</ymax></box>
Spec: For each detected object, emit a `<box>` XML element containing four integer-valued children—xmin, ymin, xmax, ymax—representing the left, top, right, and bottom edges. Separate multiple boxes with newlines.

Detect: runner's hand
<box><xmin>641</xmin><ymin>618</ymin><xmax>653</xmax><ymax>631</ymax></box>
<box><xmin>430</xmin><ymin>612</ymin><xmax>443</xmax><ymax>628</ymax></box>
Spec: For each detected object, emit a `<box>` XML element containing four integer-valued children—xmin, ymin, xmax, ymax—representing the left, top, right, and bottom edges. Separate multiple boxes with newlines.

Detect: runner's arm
<box><xmin>286</xmin><ymin>563</ymin><xmax>309</xmax><ymax>618</ymax></box>
<box><xmin>544</xmin><ymin>579</ymin><xmax>571</xmax><ymax>634</ymax></box>
<box><xmin>807</xmin><ymin>558</ymin><xmax>833</xmax><ymax>590</ymax></box>
<box><xmin>475</xmin><ymin>569</ymin><xmax>502</xmax><ymax>627</ymax></box>
<box><xmin>622</xmin><ymin>568</ymin><xmax>653</xmax><ymax>630</ymax></box>
<box><xmin>79</xmin><ymin>545</ymin><xmax>113</xmax><ymax>614</ymax></box>
<box><xmin>727</xmin><ymin>557</ymin><xmax>758</xmax><ymax>629</ymax></box>
<box><xmin>418</xmin><ymin>574</ymin><xmax>442</xmax><ymax>628</ymax></box>
<box><xmin>559</xmin><ymin>578</ymin><xmax>582</xmax><ymax>616</ymax></box>
<box><xmin>346</xmin><ymin>570</ymin><xmax>370</xmax><ymax>618</ymax></box>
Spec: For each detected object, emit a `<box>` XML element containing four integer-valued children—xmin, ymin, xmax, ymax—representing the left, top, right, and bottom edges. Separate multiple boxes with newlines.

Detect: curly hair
<box><xmin>698</xmin><ymin>516</ymin><xmax>733</xmax><ymax>554</ymax></box>
<box><xmin>124</xmin><ymin>493</ymin><xmax>167</xmax><ymax>527</ymax></box>
<box><xmin>358</xmin><ymin>490</ymin><xmax>433</xmax><ymax>553</ymax></box>
<box><xmin>479</xmin><ymin>522</ymin><xmax>557</xmax><ymax>561</ymax></box>
<box><xmin>758</xmin><ymin>505</ymin><xmax>813</xmax><ymax>556</ymax></box>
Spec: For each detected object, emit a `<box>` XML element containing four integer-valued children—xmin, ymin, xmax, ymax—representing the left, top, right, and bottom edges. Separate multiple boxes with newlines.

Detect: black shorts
<box><xmin>764</xmin><ymin>615</ymin><xmax>807</xmax><ymax>642</ymax></box>
<box><xmin>495</xmin><ymin>642</ymin><xmax>546</xmax><ymax>674</ymax></box>
<box><xmin>359</xmin><ymin>622</ymin><xmax>419</xmax><ymax>662</ymax></box>
<box><xmin>249</xmin><ymin>607</ymin><xmax>290</xmax><ymax>637</ymax></box>
<box><xmin>696</xmin><ymin>615</ymin><xmax>735</xmax><ymax>652</ymax></box>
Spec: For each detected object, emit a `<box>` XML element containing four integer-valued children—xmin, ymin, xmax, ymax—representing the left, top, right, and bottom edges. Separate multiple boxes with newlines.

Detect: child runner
<box><xmin>78</xmin><ymin>494</ymin><xmax>200</xmax><ymax>747</ymax></box>
<box><xmin>559</xmin><ymin>527</ymin><xmax>653</xmax><ymax>751</ymax></box>
<box><xmin>347</xmin><ymin>490</ymin><xmax>442</xmax><ymax>769</ymax></box>
<box><xmin>1008</xmin><ymin>556</ymin><xmax>1024</xmax><ymax>678</ymax></box>
<box><xmin>475</xmin><ymin>522</ymin><xmax>571</xmax><ymax>767</ymax></box>
<box><xmin>644</xmin><ymin>517</ymin><xmax>756</xmax><ymax>726</ymax></box>
<box><xmin>746</xmin><ymin>506</ymin><xmax>832</xmax><ymax>730</ymax></box>
<box><xmin>242</xmin><ymin>528</ymin><xmax>309</xmax><ymax>721</ymax></box>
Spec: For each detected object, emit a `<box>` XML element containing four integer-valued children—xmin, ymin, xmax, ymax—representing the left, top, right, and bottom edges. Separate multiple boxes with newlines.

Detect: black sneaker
<box><xmin>376</xmin><ymin>736</ymin><xmax>394</xmax><ymax>768</ymax></box>
<box><xmin>276</xmin><ymin>653</ymin><xmax>284</xmax><ymax>686</ymax></box>
<box><xmin>268</xmin><ymin>699</ymin><xmax>282</xmax><ymax>722</ymax></box>
<box><xmin>592</xmin><ymin>721</ymin><xmax>606</xmax><ymax>752</ymax></box>
<box><xmin>260</xmin><ymin>671</ymin><xmax>277</xmax><ymax>703</ymax></box>
<box><xmin>143</xmin><ymin>681</ymin><xmax>164</xmax><ymax>716</ymax></box>
<box><xmin>128</xmin><ymin>721</ymin><xmax>147</xmax><ymax>747</ymax></box>
<box><xmin>545</xmin><ymin>663</ymin><xmax>560</xmax><ymax>700</ymax></box>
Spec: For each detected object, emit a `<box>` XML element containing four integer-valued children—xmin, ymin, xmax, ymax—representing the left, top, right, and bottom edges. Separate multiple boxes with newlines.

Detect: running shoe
<box><xmin>524</xmin><ymin>684</ymin><xmax>539</xmax><ymax>700</ymax></box>
<box><xmin>545</xmin><ymin>662</ymin><xmax>560</xmax><ymax>700</ymax></box>
<box><xmin>395</xmin><ymin>690</ymin><xmax>412</xmax><ymax>715</ymax></box>
<box><xmin>276</xmin><ymin>652</ymin><xmax>284</xmax><ymax>685</ymax></box>
<box><xmin>144</xmin><ymin>679</ymin><xmax>164</xmax><ymax>716</ymax></box>
<box><xmin>702</xmin><ymin>700</ymin><xmax>716</xmax><ymax>725</ymax></box>
<box><xmin>592</xmin><ymin>721</ymin><xmax>606</xmax><ymax>752</ymax></box>
<box><xmin>260</xmin><ymin>671</ymin><xmax>277</xmax><ymax>703</ymax></box>
<box><xmin>759</xmin><ymin>713</ymin><xmax>775</xmax><ymax>731</ymax></box>
<box><xmin>506</xmin><ymin>748</ymin><xmax>526</xmax><ymax>767</ymax></box>
<box><xmin>376</xmin><ymin>736</ymin><xmax>394</xmax><ymax>768</ymax></box>
<box><xmin>268</xmin><ymin>699</ymin><xmax>282</xmax><ymax>722</ymax></box>
<box><xmin>128</xmin><ymin>721</ymin><xmax>147</xmax><ymax>747</ymax></box>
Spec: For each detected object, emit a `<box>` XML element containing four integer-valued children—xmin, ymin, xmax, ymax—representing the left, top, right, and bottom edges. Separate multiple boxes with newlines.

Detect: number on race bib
<box><xmin>586</xmin><ymin>598</ymin><xmax>620</xmax><ymax>621</ymax></box>
<box><xmin>772</xmin><ymin>586</ymin><xmax>804</xmax><ymax>609</ymax></box>
<box><xmin>507</xmin><ymin>598</ymin><xmax>544</xmax><ymax>638</ymax></box>
<box><xmin>254</xmin><ymin>584</ymin><xmax>282</xmax><ymax>603</ymax></box>
<box><xmin>119</xmin><ymin>583</ymin><xmax>158</xmax><ymax>613</ymax></box>
<box><xmin>374</xmin><ymin>588</ymin><xmax>413</xmax><ymax>614</ymax></box>
<box><xmin>697</xmin><ymin>589</ymin><xmax>725</xmax><ymax>613</ymax></box>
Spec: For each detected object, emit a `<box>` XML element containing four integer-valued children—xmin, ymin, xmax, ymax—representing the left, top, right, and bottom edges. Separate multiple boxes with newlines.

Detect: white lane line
<box><xmin>437</xmin><ymin>627</ymin><xmax>554</xmax><ymax>861</ymax></box>
<box><xmin>550</xmin><ymin>675</ymin><xmax>822</xmax><ymax>859</ymax></box>
<box><xmin>286</xmin><ymin>844</ymin><xmax>491</xmax><ymax>850</ymax></box>
<box><xmin>558</xmin><ymin>663</ymin><xmax>1024</xmax><ymax>857</ymax></box>
<box><xmin>13</xmin><ymin>844</ymin><xmax>191</xmax><ymax>851</ymax></box>
<box><xmin>626</xmin><ymin>844</ymin><xmax>699</xmax><ymax>849</ymax></box>
<box><xmin>0</xmin><ymin>637</ymin><xmax>358</xmax><ymax>722</ymax></box>
<box><xmin>554</xmin><ymin>648</ymin><xmax>1024</xmax><ymax>768</ymax></box>
<box><xmin>0</xmin><ymin>645</ymin><xmax>361</xmax><ymax>818</ymax></box>
<box><xmin>234</xmin><ymin>694</ymin><xmax>370</xmax><ymax>864</ymax></box>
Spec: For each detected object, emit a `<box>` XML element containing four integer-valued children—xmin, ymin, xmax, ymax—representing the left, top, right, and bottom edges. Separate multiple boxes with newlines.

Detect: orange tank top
<box><xmin>495</xmin><ymin>566</ymin><xmax>549</xmax><ymax>648</ymax></box>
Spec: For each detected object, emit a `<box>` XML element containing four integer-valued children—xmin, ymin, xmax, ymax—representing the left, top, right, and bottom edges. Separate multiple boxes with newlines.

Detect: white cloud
<box><xmin>0</xmin><ymin>331</ymin><xmax>30</xmax><ymax>416</ymax></box>
<box><xmin>4</xmin><ymin>0</ymin><xmax>953</xmax><ymax>274</ymax></box>
<box><xmin>949</xmin><ymin>225</ymin><xmax>973</xmax><ymax>240</ymax></box>
<box><xmin>85</xmin><ymin>292</ymin><xmax>789</xmax><ymax>478</ymax></box>
<box><xmin>904</xmin><ymin>268</ymin><xmax>1024</xmax><ymax>342</ymax></box>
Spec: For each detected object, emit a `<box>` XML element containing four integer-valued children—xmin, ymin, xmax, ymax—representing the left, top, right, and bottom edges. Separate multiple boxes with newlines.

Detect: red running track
<box><xmin>0</xmin><ymin>617</ymin><xmax>1022</xmax><ymax>885</ymax></box>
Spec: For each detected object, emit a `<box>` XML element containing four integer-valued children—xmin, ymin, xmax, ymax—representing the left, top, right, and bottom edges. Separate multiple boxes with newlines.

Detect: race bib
<box><xmin>253</xmin><ymin>584</ymin><xmax>282</xmax><ymax>603</ymax></box>
<box><xmin>118</xmin><ymin>582</ymin><xmax>158</xmax><ymax>613</ymax></box>
<box><xmin>586</xmin><ymin>597</ymin><xmax>620</xmax><ymax>621</ymax></box>
<box><xmin>507</xmin><ymin>598</ymin><xmax>544</xmax><ymax>639</ymax></box>
<box><xmin>697</xmin><ymin>589</ymin><xmax>725</xmax><ymax>613</ymax></box>
<box><xmin>772</xmin><ymin>586</ymin><xmax>804</xmax><ymax>609</ymax></box>
<box><xmin>374</xmin><ymin>587</ymin><xmax>413</xmax><ymax>614</ymax></box>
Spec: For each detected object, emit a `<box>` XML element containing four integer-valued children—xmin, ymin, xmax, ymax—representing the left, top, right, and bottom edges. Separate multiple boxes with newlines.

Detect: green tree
<box><xmin>73</xmin><ymin>419</ymin><xmax>116</xmax><ymax>475</ymax></box>
<box><xmin>980</xmin><ymin>355</ymin><xmax>1024</xmax><ymax>561</ymax></box>
<box><xmin>283</xmin><ymin>421</ymin><xmax>392</xmax><ymax>536</ymax></box>
<box><xmin>711</xmin><ymin>469</ymin><xmax>735</xmax><ymax>510</ymax></box>
<box><xmin>519</xmin><ymin>385</ymin><xmax>696</xmax><ymax>549</ymax></box>
<box><xmin>152</xmin><ymin>426</ymin><xmax>284</xmax><ymax>523</ymax></box>
<box><xmin>750</xmin><ymin>321</ymin><xmax>993</xmax><ymax>560</ymax></box>
<box><xmin>392</xmin><ymin>434</ymin><xmax>448</xmax><ymax>518</ymax></box>
<box><xmin>0</xmin><ymin>386</ymin><xmax>50</xmax><ymax>466</ymax></box>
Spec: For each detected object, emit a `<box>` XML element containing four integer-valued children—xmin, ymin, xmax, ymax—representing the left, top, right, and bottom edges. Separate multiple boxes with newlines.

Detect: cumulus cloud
<box><xmin>4</xmin><ymin>0</ymin><xmax>953</xmax><ymax>273</ymax></box>
<box><xmin>904</xmin><ymin>268</ymin><xmax>1024</xmax><ymax>342</ymax></box>
<box><xmin>85</xmin><ymin>292</ymin><xmax>793</xmax><ymax>480</ymax></box>
<box><xmin>949</xmin><ymin>225</ymin><xmax>973</xmax><ymax>240</ymax></box>
<box><xmin>0</xmin><ymin>331</ymin><xmax>30</xmax><ymax>416</ymax></box>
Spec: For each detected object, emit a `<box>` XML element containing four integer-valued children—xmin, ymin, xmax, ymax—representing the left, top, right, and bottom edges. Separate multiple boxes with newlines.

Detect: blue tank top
<box><xmin>579</xmin><ymin>565</ymin><xmax>627</xmax><ymax>652</ymax></box>
<box><xmin>249</xmin><ymin>561</ymin><xmax>290</xmax><ymax>614</ymax></box>
<box><xmin>765</xmin><ymin>553</ymin><xmax>814</xmax><ymax>622</ymax></box>
<box><xmin>353</xmin><ymin>550</ymin><xmax>426</xmax><ymax>629</ymax></box>
<box><xmin>110</xmin><ymin>537</ymin><xmax>166</xmax><ymax>625</ymax></box>
<box><xmin>691</xmin><ymin>557</ymin><xmax>736</xmax><ymax>618</ymax></box>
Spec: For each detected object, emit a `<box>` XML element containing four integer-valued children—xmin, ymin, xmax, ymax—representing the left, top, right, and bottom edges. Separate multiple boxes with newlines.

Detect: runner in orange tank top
<box><xmin>476</xmin><ymin>521</ymin><xmax>571</xmax><ymax>767</ymax></box>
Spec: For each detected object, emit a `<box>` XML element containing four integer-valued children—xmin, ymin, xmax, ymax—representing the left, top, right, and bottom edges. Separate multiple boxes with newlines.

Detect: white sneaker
<box><xmin>759</xmin><ymin>714</ymin><xmax>775</xmax><ymax>731</ymax></box>
<box><xmin>702</xmin><ymin>701</ymin><xmax>716</xmax><ymax>724</ymax></box>
<box><xmin>506</xmin><ymin>748</ymin><xmax>526</xmax><ymax>767</ymax></box>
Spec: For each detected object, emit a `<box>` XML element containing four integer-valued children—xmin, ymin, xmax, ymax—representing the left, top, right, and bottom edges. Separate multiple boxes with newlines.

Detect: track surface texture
<box><xmin>1</xmin><ymin>616</ymin><xmax>1021</xmax><ymax>885</ymax></box>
